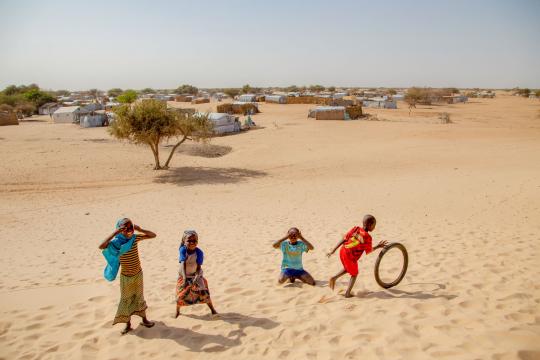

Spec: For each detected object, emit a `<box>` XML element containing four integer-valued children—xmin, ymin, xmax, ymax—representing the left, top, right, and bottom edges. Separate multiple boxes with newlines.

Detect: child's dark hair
<box><xmin>363</xmin><ymin>214</ymin><xmax>376</xmax><ymax>228</ymax></box>
<box><xmin>288</xmin><ymin>227</ymin><xmax>299</xmax><ymax>235</ymax></box>
<box><xmin>181</xmin><ymin>230</ymin><xmax>198</xmax><ymax>247</ymax></box>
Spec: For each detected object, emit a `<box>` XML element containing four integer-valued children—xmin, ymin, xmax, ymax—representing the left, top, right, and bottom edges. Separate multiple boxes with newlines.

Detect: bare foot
<box><xmin>175</xmin><ymin>309</ymin><xmax>180</xmax><ymax>318</ymax></box>
<box><xmin>329</xmin><ymin>277</ymin><xmax>336</xmax><ymax>290</ymax></box>
<box><xmin>121</xmin><ymin>323</ymin><xmax>132</xmax><ymax>335</ymax></box>
<box><xmin>344</xmin><ymin>292</ymin><xmax>354</xmax><ymax>298</ymax></box>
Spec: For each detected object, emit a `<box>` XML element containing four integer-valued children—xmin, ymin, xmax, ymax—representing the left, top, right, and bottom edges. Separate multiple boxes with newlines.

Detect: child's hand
<box><xmin>376</xmin><ymin>240</ymin><xmax>389</xmax><ymax>249</ymax></box>
<box><xmin>326</xmin><ymin>252</ymin><xmax>333</xmax><ymax>258</ymax></box>
<box><xmin>134</xmin><ymin>224</ymin><xmax>142</xmax><ymax>231</ymax></box>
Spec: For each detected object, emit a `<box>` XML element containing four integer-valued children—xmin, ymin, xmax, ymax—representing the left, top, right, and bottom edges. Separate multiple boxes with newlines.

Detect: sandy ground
<box><xmin>1</xmin><ymin>93</ymin><xmax>539</xmax><ymax>360</ymax></box>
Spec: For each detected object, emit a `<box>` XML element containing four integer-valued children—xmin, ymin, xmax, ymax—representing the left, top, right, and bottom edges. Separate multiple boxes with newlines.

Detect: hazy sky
<box><xmin>1</xmin><ymin>0</ymin><xmax>539</xmax><ymax>90</ymax></box>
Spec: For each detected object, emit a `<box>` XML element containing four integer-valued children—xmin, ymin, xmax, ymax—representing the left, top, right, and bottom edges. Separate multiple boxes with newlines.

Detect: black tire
<box><xmin>374</xmin><ymin>242</ymin><xmax>408</xmax><ymax>289</ymax></box>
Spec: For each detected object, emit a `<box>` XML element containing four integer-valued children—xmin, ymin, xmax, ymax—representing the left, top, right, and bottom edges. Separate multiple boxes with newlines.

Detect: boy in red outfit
<box><xmin>327</xmin><ymin>215</ymin><xmax>387</xmax><ymax>297</ymax></box>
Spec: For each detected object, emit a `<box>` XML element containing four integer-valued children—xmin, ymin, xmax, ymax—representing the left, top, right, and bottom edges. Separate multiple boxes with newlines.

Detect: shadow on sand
<box><xmin>182</xmin><ymin>312</ymin><xmax>279</xmax><ymax>331</ymax></box>
<box><xmin>355</xmin><ymin>282</ymin><xmax>456</xmax><ymax>300</ymax></box>
<box><xmin>132</xmin><ymin>321</ymin><xmax>240</xmax><ymax>352</ymax></box>
<box><xmin>154</xmin><ymin>166</ymin><xmax>267</xmax><ymax>186</ymax></box>
<box><xmin>132</xmin><ymin>313</ymin><xmax>279</xmax><ymax>353</ymax></box>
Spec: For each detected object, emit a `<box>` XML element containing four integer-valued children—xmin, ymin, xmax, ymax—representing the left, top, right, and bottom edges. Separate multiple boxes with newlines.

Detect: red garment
<box><xmin>339</xmin><ymin>226</ymin><xmax>372</xmax><ymax>276</ymax></box>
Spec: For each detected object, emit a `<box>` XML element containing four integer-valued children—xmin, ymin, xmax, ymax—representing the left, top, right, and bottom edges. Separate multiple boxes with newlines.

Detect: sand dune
<box><xmin>1</xmin><ymin>94</ymin><xmax>539</xmax><ymax>359</ymax></box>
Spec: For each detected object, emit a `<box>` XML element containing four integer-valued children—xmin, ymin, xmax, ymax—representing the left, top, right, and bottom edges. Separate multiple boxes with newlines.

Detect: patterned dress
<box><xmin>113</xmin><ymin>237</ymin><xmax>148</xmax><ymax>324</ymax></box>
<box><xmin>176</xmin><ymin>248</ymin><xmax>211</xmax><ymax>307</ymax></box>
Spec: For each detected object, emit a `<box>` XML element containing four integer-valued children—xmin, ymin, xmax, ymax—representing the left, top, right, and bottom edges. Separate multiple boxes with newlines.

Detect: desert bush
<box><xmin>285</xmin><ymin>85</ymin><xmax>299</xmax><ymax>93</ymax></box>
<box><xmin>223</xmin><ymin>88</ymin><xmax>240</xmax><ymax>98</ymax></box>
<box><xmin>110</xmin><ymin>99</ymin><xmax>212</xmax><ymax>170</ymax></box>
<box><xmin>0</xmin><ymin>84</ymin><xmax>54</xmax><ymax>114</ymax></box>
<box><xmin>117</xmin><ymin>90</ymin><xmax>138</xmax><ymax>104</ymax></box>
<box><xmin>309</xmin><ymin>85</ymin><xmax>325</xmax><ymax>92</ymax></box>
<box><xmin>346</xmin><ymin>105</ymin><xmax>363</xmax><ymax>119</ymax></box>
<box><xmin>175</xmin><ymin>84</ymin><xmax>198</xmax><ymax>95</ymax></box>
<box><xmin>516</xmin><ymin>88</ymin><xmax>531</xmax><ymax>97</ymax></box>
<box><xmin>405</xmin><ymin>87</ymin><xmax>432</xmax><ymax>105</ymax></box>
<box><xmin>107</xmin><ymin>88</ymin><xmax>123</xmax><ymax>97</ymax></box>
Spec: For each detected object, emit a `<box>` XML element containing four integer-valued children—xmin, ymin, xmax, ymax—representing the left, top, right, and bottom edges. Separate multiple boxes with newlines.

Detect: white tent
<box><xmin>238</xmin><ymin>94</ymin><xmax>257</xmax><ymax>102</ymax></box>
<box><xmin>52</xmin><ymin>106</ymin><xmax>80</xmax><ymax>123</ymax></box>
<box><xmin>207</xmin><ymin>113</ymin><xmax>241</xmax><ymax>135</ymax></box>
<box><xmin>265</xmin><ymin>95</ymin><xmax>287</xmax><ymax>104</ymax></box>
<box><xmin>80</xmin><ymin>113</ymin><xmax>107</xmax><ymax>128</ymax></box>
<box><xmin>362</xmin><ymin>98</ymin><xmax>397</xmax><ymax>109</ymax></box>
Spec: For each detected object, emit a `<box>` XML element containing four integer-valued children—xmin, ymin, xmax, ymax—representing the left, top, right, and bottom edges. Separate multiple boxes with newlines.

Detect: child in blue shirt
<box><xmin>175</xmin><ymin>230</ymin><xmax>217</xmax><ymax>318</ymax></box>
<box><xmin>272</xmin><ymin>227</ymin><xmax>315</xmax><ymax>285</ymax></box>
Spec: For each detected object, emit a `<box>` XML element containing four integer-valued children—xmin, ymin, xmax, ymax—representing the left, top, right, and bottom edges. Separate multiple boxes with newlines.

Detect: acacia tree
<box><xmin>110</xmin><ymin>99</ymin><xmax>212</xmax><ymax>170</ymax></box>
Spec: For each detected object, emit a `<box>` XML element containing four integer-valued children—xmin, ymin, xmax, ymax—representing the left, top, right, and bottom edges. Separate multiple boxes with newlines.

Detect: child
<box><xmin>175</xmin><ymin>230</ymin><xmax>218</xmax><ymax>318</ymax></box>
<box><xmin>327</xmin><ymin>215</ymin><xmax>387</xmax><ymax>297</ymax></box>
<box><xmin>273</xmin><ymin>227</ymin><xmax>316</xmax><ymax>286</ymax></box>
<box><xmin>99</xmin><ymin>218</ymin><xmax>157</xmax><ymax>334</ymax></box>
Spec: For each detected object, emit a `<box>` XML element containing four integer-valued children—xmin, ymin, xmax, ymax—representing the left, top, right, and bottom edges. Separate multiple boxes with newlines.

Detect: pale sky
<box><xmin>1</xmin><ymin>0</ymin><xmax>539</xmax><ymax>90</ymax></box>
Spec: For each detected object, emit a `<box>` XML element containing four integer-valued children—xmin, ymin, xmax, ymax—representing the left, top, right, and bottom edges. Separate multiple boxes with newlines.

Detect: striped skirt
<box><xmin>113</xmin><ymin>271</ymin><xmax>148</xmax><ymax>324</ymax></box>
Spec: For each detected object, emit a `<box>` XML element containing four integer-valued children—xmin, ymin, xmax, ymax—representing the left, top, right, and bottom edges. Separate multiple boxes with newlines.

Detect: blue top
<box><xmin>179</xmin><ymin>245</ymin><xmax>204</xmax><ymax>265</ymax></box>
<box><xmin>280</xmin><ymin>240</ymin><xmax>308</xmax><ymax>270</ymax></box>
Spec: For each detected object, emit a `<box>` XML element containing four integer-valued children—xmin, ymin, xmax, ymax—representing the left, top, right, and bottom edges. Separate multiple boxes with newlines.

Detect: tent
<box><xmin>80</xmin><ymin>113</ymin><xmax>107</xmax><ymax>128</ymax></box>
<box><xmin>52</xmin><ymin>106</ymin><xmax>80</xmax><ymax>123</ymax></box>
<box><xmin>362</xmin><ymin>98</ymin><xmax>397</xmax><ymax>109</ymax></box>
<box><xmin>207</xmin><ymin>113</ymin><xmax>241</xmax><ymax>135</ymax></box>
<box><xmin>238</xmin><ymin>94</ymin><xmax>257</xmax><ymax>102</ymax></box>
<box><xmin>38</xmin><ymin>102</ymin><xmax>60</xmax><ymax>115</ymax></box>
<box><xmin>265</xmin><ymin>95</ymin><xmax>287</xmax><ymax>104</ymax></box>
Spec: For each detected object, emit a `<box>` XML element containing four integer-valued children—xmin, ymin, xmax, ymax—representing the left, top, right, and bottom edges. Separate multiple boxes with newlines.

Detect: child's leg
<box><xmin>175</xmin><ymin>305</ymin><xmax>180</xmax><ymax>318</ymax></box>
<box><xmin>299</xmin><ymin>271</ymin><xmax>315</xmax><ymax>286</ymax></box>
<box><xmin>344</xmin><ymin>276</ymin><xmax>357</xmax><ymax>298</ymax></box>
<box><xmin>207</xmin><ymin>301</ymin><xmax>218</xmax><ymax>315</ymax></box>
<box><xmin>278</xmin><ymin>271</ymin><xmax>289</xmax><ymax>284</ymax></box>
<box><xmin>121</xmin><ymin>318</ymin><xmax>132</xmax><ymax>335</ymax></box>
<box><xmin>329</xmin><ymin>269</ymin><xmax>347</xmax><ymax>290</ymax></box>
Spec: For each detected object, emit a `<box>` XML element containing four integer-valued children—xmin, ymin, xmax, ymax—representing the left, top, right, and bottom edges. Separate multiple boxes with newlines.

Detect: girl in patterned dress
<box><xmin>175</xmin><ymin>230</ymin><xmax>218</xmax><ymax>318</ymax></box>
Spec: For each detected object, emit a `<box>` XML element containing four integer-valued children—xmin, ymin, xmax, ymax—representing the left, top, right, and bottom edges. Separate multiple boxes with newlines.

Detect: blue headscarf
<box><xmin>101</xmin><ymin>218</ymin><xmax>136</xmax><ymax>281</ymax></box>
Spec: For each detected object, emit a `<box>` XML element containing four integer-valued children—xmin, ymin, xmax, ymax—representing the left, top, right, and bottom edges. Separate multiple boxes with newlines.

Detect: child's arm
<box><xmin>327</xmin><ymin>238</ymin><xmax>345</xmax><ymax>257</ymax></box>
<box><xmin>272</xmin><ymin>235</ymin><xmax>289</xmax><ymax>249</ymax></box>
<box><xmin>298</xmin><ymin>232</ymin><xmax>314</xmax><ymax>251</ymax></box>
<box><xmin>134</xmin><ymin>224</ymin><xmax>157</xmax><ymax>240</ymax></box>
<box><xmin>372</xmin><ymin>240</ymin><xmax>388</xmax><ymax>251</ymax></box>
<box><xmin>98</xmin><ymin>228</ymin><xmax>122</xmax><ymax>249</ymax></box>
